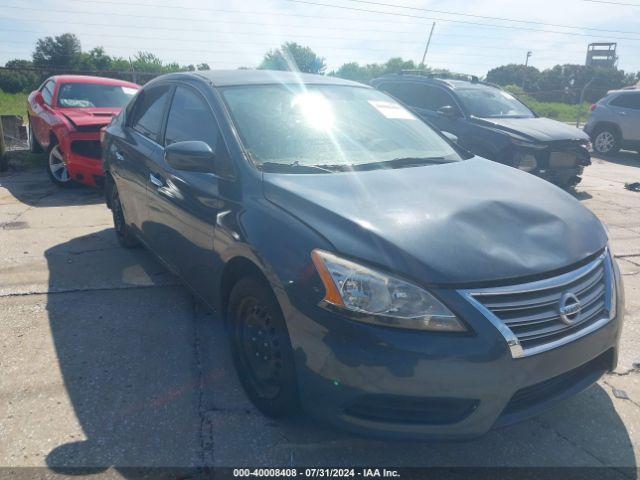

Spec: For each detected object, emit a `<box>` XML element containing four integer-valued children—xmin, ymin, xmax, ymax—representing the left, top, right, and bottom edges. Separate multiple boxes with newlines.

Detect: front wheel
<box><xmin>227</xmin><ymin>275</ymin><xmax>300</xmax><ymax>418</ymax></box>
<box><xmin>47</xmin><ymin>145</ymin><xmax>74</xmax><ymax>187</ymax></box>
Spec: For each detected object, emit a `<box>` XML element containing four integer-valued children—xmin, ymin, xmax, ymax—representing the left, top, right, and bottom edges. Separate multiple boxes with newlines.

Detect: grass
<box><xmin>0</xmin><ymin>91</ymin><xmax>28</xmax><ymax>117</ymax></box>
<box><xmin>526</xmin><ymin>100</ymin><xmax>591</xmax><ymax>124</ymax></box>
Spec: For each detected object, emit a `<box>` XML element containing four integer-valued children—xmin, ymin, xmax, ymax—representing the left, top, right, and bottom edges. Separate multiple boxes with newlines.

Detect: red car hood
<box><xmin>60</xmin><ymin>108</ymin><xmax>121</xmax><ymax>128</ymax></box>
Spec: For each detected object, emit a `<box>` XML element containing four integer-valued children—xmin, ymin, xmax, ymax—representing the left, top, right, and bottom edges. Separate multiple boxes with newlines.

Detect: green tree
<box><xmin>259</xmin><ymin>42</ymin><xmax>326</xmax><ymax>74</ymax></box>
<box><xmin>486</xmin><ymin>64</ymin><xmax>541</xmax><ymax>90</ymax></box>
<box><xmin>0</xmin><ymin>59</ymin><xmax>40</xmax><ymax>93</ymax></box>
<box><xmin>331</xmin><ymin>57</ymin><xmax>422</xmax><ymax>84</ymax></box>
<box><xmin>32</xmin><ymin>33</ymin><xmax>82</xmax><ymax>70</ymax></box>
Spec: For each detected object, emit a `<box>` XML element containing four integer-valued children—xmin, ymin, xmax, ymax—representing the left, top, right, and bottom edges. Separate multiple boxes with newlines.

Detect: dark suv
<box><xmin>372</xmin><ymin>72</ymin><xmax>591</xmax><ymax>188</ymax></box>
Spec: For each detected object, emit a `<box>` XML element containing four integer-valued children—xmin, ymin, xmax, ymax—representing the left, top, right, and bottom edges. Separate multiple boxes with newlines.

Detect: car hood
<box><xmin>60</xmin><ymin>108</ymin><xmax>121</xmax><ymax>128</ymax></box>
<box><xmin>471</xmin><ymin>116</ymin><xmax>590</xmax><ymax>143</ymax></box>
<box><xmin>263</xmin><ymin>158</ymin><xmax>607</xmax><ymax>286</ymax></box>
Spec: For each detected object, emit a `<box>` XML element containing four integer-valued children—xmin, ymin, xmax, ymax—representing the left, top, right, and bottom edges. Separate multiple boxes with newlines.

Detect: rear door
<box><xmin>146</xmin><ymin>84</ymin><xmax>232</xmax><ymax>299</ymax></box>
<box><xmin>111</xmin><ymin>84</ymin><xmax>173</xmax><ymax>234</ymax></box>
<box><xmin>609</xmin><ymin>92</ymin><xmax>640</xmax><ymax>141</ymax></box>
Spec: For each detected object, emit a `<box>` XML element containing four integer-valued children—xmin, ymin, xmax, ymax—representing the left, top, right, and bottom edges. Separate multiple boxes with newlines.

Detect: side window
<box><xmin>164</xmin><ymin>86</ymin><xmax>232</xmax><ymax>176</ymax></box>
<box><xmin>130</xmin><ymin>86</ymin><xmax>172</xmax><ymax>143</ymax></box>
<box><xmin>41</xmin><ymin>81</ymin><xmax>55</xmax><ymax>106</ymax></box>
<box><xmin>380</xmin><ymin>82</ymin><xmax>457</xmax><ymax>112</ymax></box>
<box><xmin>165</xmin><ymin>86</ymin><xmax>218</xmax><ymax>148</ymax></box>
<box><xmin>419</xmin><ymin>85</ymin><xmax>458</xmax><ymax>111</ymax></box>
<box><xmin>610</xmin><ymin>93</ymin><xmax>640</xmax><ymax>110</ymax></box>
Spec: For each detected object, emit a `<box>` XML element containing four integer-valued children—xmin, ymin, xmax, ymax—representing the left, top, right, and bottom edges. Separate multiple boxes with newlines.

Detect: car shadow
<box><xmin>42</xmin><ymin>229</ymin><xmax>637</xmax><ymax>473</ymax></box>
<box><xmin>0</xmin><ymin>153</ymin><xmax>103</xmax><ymax>207</ymax></box>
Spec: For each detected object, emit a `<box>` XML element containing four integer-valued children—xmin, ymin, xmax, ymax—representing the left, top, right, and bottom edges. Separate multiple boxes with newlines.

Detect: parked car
<box><xmin>27</xmin><ymin>75</ymin><xmax>139</xmax><ymax>187</ymax></box>
<box><xmin>103</xmin><ymin>70</ymin><xmax>623</xmax><ymax>440</ymax></box>
<box><xmin>584</xmin><ymin>88</ymin><xmax>640</xmax><ymax>155</ymax></box>
<box><xmin>372</xmin><ymin>72</ymin><xmax>591</xmax><ymax>188</ymax></box>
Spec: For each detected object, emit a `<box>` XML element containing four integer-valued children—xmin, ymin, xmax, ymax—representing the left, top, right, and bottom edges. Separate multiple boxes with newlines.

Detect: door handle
<box><xmin>114</xmin><ymin>150</ymin><xmax>125</xmax><ymax>161</ymax></box>
<box><xmin>149</xmin><ymin>173</ymin><xmax>164</xmax><ymax>188</ymax></box>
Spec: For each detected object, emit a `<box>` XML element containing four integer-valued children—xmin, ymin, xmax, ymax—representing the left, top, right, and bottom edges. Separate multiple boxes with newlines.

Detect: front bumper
<box><xmin>59</xmin><ymin>131</ymin><xmax>104</xmax><ymax>187</ymax></box>
<box><xmin>284</xmin><ymin>276</ymin><xmax>623</xmax><ymax>440</ymax></box>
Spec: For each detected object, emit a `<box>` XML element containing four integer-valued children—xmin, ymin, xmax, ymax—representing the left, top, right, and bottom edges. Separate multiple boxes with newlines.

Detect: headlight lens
<box><xmin>311</xmin><ymin>250</ymin><xmax>466</xmax><ymax>332</ymax></box>
<box><xmin>514</xmin><ymin>151</ymin><xmax>538</xmax><ymax>172</ymax></box>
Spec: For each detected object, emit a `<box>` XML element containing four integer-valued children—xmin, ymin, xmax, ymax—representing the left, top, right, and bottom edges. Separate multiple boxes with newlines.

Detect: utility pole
<box><xmin>419</xmin><ymin>22</ymin><xmax>436</xmax><ymax>69</ymax></box>
<box><xmin>522</xmin><ymin>51</ymin><xmax>532</xmax><ymax>88</ymax></box>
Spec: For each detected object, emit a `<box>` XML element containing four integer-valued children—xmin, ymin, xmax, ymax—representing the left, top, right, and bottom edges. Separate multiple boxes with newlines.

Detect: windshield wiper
<box><xmin>259</xmin><ymin>162</ymin><xmax>334</xmax><ymax>174</ymax></box>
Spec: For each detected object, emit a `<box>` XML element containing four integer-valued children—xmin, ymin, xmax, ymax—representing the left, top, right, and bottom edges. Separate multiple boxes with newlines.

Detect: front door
<box><xmin>115</xmin><ymin>85</ymin><xmax>173</xmax><ymax>232</ymax></box>
<box><xmin>610</xmin><ymin>92</ymin><xmax>640</xmax><ymax>142</ymax></box>
<box><xmin>146</xmin><ymin>84</ymin><xmax>231</xmax><ymax>302</ymax></box>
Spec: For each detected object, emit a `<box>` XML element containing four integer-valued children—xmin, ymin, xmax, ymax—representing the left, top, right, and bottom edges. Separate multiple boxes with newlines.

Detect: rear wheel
<box><xmin>593</xmin><ymin>127</ymin><xmax>620</xmax><ymax>155</ymax></box>
<box><xmin>227</xmin><ymin>275</ymin><xmax>300</xmax><ymax>418</ymax></box>
<box><xmin>110</xmin><ymin>183</ymin><xmax>140</xmax><ymax>248</ymax></box>
<box><xmin>47</xmin><ymin>145</ymin><xmax>74</xmax><ymax>187</ymax></box>
<box><xmin>28</xmin><ymin>121</ymin><xmax>43</xmax><ymax>153</ymax></box>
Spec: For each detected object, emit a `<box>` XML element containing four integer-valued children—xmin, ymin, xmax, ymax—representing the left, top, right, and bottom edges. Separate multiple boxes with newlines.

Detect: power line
<box><xmin>64</xmin><ymin>0</ymin><xmax>640</xmax><ymax>35</ymax></box>
<box><xmin>283</xmin><ymin>0</ymin><xmax>640</xmax><ymax>40</ymax></box>
<box><xmin>582</xmin><ymin>0</ymin><xmax>640</xmax><ymax>5</ymax></box>
<box><xmin>1</xmin><ymin>2</ymin><xmax>639</xmax><ymax>42</ymax></box>
<box><xmin>338</xmin><ymin>0</ymin><xmax>640</xmax><ymax>35</ymax></box>
<box><xmin>0</xmin><ymin>14</ymin><xmax>599</xmax><ymax>51</ymax></box>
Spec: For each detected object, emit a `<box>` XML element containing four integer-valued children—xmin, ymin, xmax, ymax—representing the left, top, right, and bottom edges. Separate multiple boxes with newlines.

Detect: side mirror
<box><xmin>437</xmin><ymin>105</ymin><xmax>459</xmax><ymax>119</ymax></box>
<box><xmin>442</xmin><ymin>131</ymin><xmax>459</xmax><ymax>144</ymax></box>
<box><xmin>165</xmin><ymin>140</ymin><xmax>215</xmax><ymax>173</ymax></box>
<box><xmin>34</xmin><ymin>92</ymin><xmax>45</xmax><ymax>106</ymax></box>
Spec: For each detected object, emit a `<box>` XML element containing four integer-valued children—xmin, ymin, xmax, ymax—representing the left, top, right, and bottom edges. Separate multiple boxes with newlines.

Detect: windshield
<box><xmin>456</xmin><ymin>87</ymin><xmax>534</xmax><ymax>119</ymax></box>
<box><xmin>57</xmin><ymin>83</ymin><xmax>138</xmax><ymax>108</ymax></box>
<box><xmin>222</xmin><ymin>84</ymin><xmax>462</xmax><ymax>170</ymax></box>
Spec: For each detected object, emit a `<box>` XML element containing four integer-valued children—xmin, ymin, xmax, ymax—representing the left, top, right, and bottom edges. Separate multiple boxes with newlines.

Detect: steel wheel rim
<box><xmin>49</xmin><ymin>146</ymin><xmax>70</xmax><ymax>182</ymax></box>
<box><xmin>236</xmin><ymin>297</ymin><xmax>283</xmax><ymax>399</ymax></box>
<box><xmin>595</xmin><ymin>132</ymin><xmax>615</xmax><ymax>153</ymax></box>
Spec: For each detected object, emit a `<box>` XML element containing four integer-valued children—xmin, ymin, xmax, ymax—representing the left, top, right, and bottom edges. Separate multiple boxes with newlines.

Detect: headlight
<box><xmin>311</xmin><ymin>250</ymin><xmax>466</xmax><ymax>332</ymax></box>
<box><xmin>513</xmin><ymin>151</ymin><xmax>538</xmax><ymax>172</ymax></box>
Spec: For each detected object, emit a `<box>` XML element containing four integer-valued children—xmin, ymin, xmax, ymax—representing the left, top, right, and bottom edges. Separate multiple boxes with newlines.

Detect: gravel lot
<box><xmin>1</xmin><ymin>152</ymin><xmax>639</xmax><ymax>477</ymax></box>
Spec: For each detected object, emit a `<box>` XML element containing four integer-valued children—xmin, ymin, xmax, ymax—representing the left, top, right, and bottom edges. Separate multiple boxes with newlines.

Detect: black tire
<box><xmin>109</xmin><ymin>183</ymin><xmax>140</xmax><ymax>248</ymax></box>
<box><xmin>227</xmin><ymin>275</ymin><xmax>300</xmax><ymax>418</ymax></box>
<box><xmin>28</xmin><ymin>120</ymin><xmax>43</xmax><ymax>154</ymax></box>
<box><xmin>592</xmin><ymin>126</ymin><xmax>620</xmax><ymax>155</ymax></box>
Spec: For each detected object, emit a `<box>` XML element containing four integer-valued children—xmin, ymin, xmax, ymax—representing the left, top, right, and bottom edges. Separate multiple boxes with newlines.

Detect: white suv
<box><xmin>585</xmin><ymin>89</ymin><xmax>640</xmax><ymax>155</ymax></box>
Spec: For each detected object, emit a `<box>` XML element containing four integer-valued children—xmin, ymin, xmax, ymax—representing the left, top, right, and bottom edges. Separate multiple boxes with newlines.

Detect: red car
<box><xmin>27</xmin><ymin>75</ymin><xmax>139</xmax><ymax>187</ymax></box>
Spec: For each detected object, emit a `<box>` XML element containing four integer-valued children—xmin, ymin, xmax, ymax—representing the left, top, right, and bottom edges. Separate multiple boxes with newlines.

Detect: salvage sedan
<box><xmin>102</xmin><ymin>70</ymin><xmax>624</xmax><ymax>440</ymax></box>
<box><xmin>27</xmin><ymin>75</ymin><xmax>139</xmax><ymax>187</ymax></box>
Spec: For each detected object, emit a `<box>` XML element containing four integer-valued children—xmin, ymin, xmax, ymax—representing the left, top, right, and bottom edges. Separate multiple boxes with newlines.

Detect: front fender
<box><xmin>214</xmin><ymin>195</ymin><xmax>334</xmax><ymax>316</ymax></box>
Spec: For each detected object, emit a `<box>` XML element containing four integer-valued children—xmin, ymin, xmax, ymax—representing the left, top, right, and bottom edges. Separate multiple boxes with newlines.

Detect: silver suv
<box><xmin>584</xmin><ymin>88</ymin><xmax>640</xmax><ymax>155</ymax></box>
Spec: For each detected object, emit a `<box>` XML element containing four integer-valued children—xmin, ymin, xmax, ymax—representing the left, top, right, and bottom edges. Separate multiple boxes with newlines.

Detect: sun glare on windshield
<box><xmin>291</xmin><ymin>92</ymin><xmax>335</xmax><ymax>132</ymax></box>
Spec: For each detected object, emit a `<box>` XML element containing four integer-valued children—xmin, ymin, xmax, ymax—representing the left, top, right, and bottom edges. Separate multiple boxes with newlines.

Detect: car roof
<box><xmin>51</xmin><ymin>75</ymin><xmax>139</xmax><ymax>88</ymax></box>
<box><xmin>160</xmin><ymin>69</ymin><xmax>368</xmax><ymax>88</ymax></box>
<box><xmin>372</xmin><ymin>73</ymin><xmax>498</xmax><ymax>91</ymax></box>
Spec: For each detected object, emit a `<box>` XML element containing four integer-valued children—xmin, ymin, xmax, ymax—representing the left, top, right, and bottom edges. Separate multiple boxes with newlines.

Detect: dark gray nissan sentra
<box><xmin>102</xmin><ymin>70</ymin><xmax>624</xmax><ymax>440</ymax></box>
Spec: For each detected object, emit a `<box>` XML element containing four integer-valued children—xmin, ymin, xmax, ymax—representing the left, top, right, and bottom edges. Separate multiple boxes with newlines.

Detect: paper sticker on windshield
<box><xmin>121</xmin><ymin>87</ymin><xmax>138</xmax><ymax>96</ymax></box>
<box><xmin>368</xmin><ymin>101</ymin><xmax>416</xmax><ymax>120</ymax></box>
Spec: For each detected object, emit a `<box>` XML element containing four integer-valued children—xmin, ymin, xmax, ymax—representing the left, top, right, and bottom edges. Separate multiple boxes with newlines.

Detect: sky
<box><xmin>1</xmin><ymin>0</ymin><xmax>639</xmax><ymax>77</ymax></box>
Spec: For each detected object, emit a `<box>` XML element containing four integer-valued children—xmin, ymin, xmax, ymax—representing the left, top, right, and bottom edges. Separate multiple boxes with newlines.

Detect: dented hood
<box><xmin>471</xmin><ymin>116</ymin><xmax>590</xmax><ymax>143</ymax></box>
<box><xmin>60</xmin><ymin>108</ymin><xmax>120</xmax><ymax>128</ymax></box>
<box><xmin>263</xmin><ymin>158</ymin><xmax>607</xmax><ymax>286</ymax></box>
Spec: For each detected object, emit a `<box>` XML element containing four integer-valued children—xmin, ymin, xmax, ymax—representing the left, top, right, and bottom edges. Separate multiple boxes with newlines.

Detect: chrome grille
<box><xmin>462</xmin><ymin>251</ymin><xmax>614</xmax><ymax>358</ymax></box>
